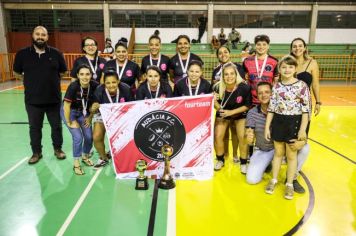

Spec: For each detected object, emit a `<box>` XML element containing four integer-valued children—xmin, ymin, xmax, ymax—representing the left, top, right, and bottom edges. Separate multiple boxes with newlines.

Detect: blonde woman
<box><xmin>213</xmin><ymin>63</ymin><xmax>252</xmax><ymax>173</ymax></box>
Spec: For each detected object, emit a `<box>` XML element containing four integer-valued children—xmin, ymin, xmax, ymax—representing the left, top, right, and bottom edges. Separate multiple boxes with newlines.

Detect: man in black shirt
<box><xmin>13</xmin><ymin>26</ymin><xmax>67</xmax><ymax>164</ymax></box>
<box><xmin>197</xmin><ymin>13</ymin><xmax>208</xmax><ymax>43</ymax></box>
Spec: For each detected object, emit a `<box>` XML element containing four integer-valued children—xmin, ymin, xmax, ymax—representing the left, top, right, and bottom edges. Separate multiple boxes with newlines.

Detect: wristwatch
<box><xmin>316</xmin><ymin>101</ymin><xmax>322</xmax><ymax>105</ymax></box>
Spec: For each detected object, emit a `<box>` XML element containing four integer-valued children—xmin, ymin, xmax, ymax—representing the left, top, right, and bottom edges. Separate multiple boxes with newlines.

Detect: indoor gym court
<box><xmin>0</xmin><ymin>81</ymin><xmax>355</xmax><ymax>236</ymax></box>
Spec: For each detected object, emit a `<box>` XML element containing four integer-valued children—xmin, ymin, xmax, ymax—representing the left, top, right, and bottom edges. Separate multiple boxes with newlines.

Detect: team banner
<box><xmin>100</xmin><ymin>94</ymin><xmax>214</xmax><ymax>180</ymax></box>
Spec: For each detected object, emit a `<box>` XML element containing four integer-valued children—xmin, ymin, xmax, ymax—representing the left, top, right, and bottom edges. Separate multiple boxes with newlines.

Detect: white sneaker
<box><xmin>214</xmin><ymin>160</ymin><xmax>224</xmax><ymax>171</ymax></box>
<box><xmin>265</xmin><ymin>179</ymin><xmax>277</xmax><ymax>194</ymax></box>
<box><xmin>233</xmin><ymin>156</ymin><xmax>240</xmax><ymax>163</ymax></box>
<box><xmin>240</xmin><ymin>164</ymin><xmax>247</xmax><ymax>174</ymax></box>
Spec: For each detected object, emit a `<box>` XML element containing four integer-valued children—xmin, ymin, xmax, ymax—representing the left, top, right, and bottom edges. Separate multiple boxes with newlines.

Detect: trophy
<box><xmin>135</xmin><ymin>159</ymin><xmax>149</xmax><ymax>190</ymax></box>
<box><xmin>158</xmin><ymin>144</ymin><xmax>176</xmax><ymax>189</ymax></box>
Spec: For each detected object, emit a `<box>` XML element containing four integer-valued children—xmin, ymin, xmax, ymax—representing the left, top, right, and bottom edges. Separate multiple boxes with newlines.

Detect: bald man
<box><xmin>13</xmin><ymin>26</ymin><xmax>67</xmax><ymax>164</ymax></box>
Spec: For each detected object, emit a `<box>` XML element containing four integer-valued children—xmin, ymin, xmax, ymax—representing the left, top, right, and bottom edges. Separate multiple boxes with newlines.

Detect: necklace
<box><xmin>105</xmin><ymin>88</ymin><xmax>120</xmax><ymax>103</ymax></box>
<box><xmin>220</xmin><ymin>86</ymin><xmax>236</xmax><ymax>109</ymax></box>
<box><xmin>187</xmin><ymin>78</ymin><xmax>201</xmax><ymax>96</ymax></box>
<box><xmin>147</xmin><ymin>82</ymin><xmax>160</xmax><ymax>99</ymax></box>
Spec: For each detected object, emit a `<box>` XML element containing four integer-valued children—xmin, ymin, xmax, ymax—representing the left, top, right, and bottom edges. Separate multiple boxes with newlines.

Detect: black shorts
<box><xmin>271</xmin><ymin>113</ymin><xmax>302</xmax><ymax>143</ymax></box>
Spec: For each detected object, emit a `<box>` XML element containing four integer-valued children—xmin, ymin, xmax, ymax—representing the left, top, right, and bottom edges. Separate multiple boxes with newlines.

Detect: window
<box><xmin>318</xmin><ymin>11</ymin><xmax>356</xmax><ymax>28</ymax></box>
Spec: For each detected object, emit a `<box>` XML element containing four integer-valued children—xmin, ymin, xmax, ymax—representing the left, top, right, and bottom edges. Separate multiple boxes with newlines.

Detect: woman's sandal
<box><xmin>82</xmin><ymin>157</ymin><xmax>94</xmax><ymax>166</ymax></box>
<box><xmin>73</xmin><ymin>165</ymin><xmax>85</xmax><ymax>175</ymax></box>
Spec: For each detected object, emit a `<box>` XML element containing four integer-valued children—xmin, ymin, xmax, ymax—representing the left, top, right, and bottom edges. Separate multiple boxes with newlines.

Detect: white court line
<box><xmin>0</xmin><ymin>85</ymin><xmax>22</xmax><ymax>93</ymax></box>
<box><xmin>166</xmin><ymin>188</ymin><xmax>176</xmax><ymax>236</ymax></box>
<box><xmin>56</xmin><ymin>168</ymin><xmax>103</xmax><ymax>236</ymax></box>
<box><xmin>0</xmin><ymin>157</ymin><xmax>28</xmax><ymax>181</ymax></box>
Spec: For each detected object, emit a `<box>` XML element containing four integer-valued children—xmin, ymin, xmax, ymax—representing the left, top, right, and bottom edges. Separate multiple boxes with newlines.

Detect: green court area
<box><xmin>0</xmin><ymin>90</ymin><xmax>170</xmax><ymax>236</ymax></box>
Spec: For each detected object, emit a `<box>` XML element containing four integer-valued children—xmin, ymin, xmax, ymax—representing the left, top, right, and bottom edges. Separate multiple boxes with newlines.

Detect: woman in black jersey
<box><xmin>212</xmin><ymin>46</ymin><xmax>245</xmax><ymax>162</ymax></box>
<box><xmin>91</xmin><ymin>70</ymin><xmax>133</xmax><ymax>168</ymax></box>
<box><xmin>169</xmin><ymin>35</ymin><xmax>204</xmax><ymax>84</ymax></box>
<box><xmin>174</xmin><ymin>60</ymin><xmax>211</xmax><ymax>97</ymax></box>
<box><xmin>213</xmin><ymin>63</ymin><xmax>252</xmax><ymax>173</ymax></box>
<box><xmin>140</xmin><ymin>35</ymin><xmax>170</xmax><ymax>84</ymax></box>
<box><xmin>136</xmin><ymin>65</ymin><xmax>173</xmax><ymax>100</ymax></box>
<box><xmin>62</xmin><ymin>64</ymin><xmax>99</xmax><ymax>175</ymax></box>
<box><xmin>211</xmin><ymin>45</ymin><xmax>245</xmax><ymax>87</ymax></box>
<box><xmin>103</xmin><ymin>42</ymin><xmax>140</xmax><ymax>94</ymax></box>
<box><xmin>290</xmin><ymin>38</ymin><xmax>321</xmax><ymax>116</ymax></box>
<box><xmin>70</xmin><ymin>36</ymin><xmax>106</xmax><ymax>83</ymax></box>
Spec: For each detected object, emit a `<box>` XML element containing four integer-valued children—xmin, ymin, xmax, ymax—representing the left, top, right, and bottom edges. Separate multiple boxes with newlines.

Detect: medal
<box><xmin>178</xmin><ymin>52</ymin><xmax>190</xmax><ymax>78</ymax></box>
<box><xmin>105</xmin><ymin>88</ymin><xmax>120</xmax><ymax>103</ymax></box>
<box><xmin>116</xmin><ymin>60</ymin><xmax>128</xmax><ymax>80</ymax></box>
<box><xmin>80</xmin><ymin>85</ymin><xmax>90</xmax><ymax>116</ymax></box>
<box><xmin>147</xmin><ymin>82</ymin><xmax>160</xmax><ymax>99</ymax></box>
<box><xmin>255</xmin><ymin>55</ymin><xmax>268</xmax><ymax>79</ymax></box>
<box><xmin>86</xmin><ymin>56</ymin><xmax>98</xmax><ymax>78</ymax></box>
<box><xmin>187</xmin><ymin>78</ymin><xmax>200</xmax><ymax>96</ymax></box>
<box><xmin>149</xmin><ymin>54</ymin><xmax>161</xmax><ymax>67</ymax></box>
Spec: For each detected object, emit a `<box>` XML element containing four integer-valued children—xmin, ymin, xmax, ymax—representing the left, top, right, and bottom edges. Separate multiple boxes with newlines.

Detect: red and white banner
<box><xmin>100</xmin><ymin>94</ymin><xmax>214</xmax><ymax>180</ymax></box>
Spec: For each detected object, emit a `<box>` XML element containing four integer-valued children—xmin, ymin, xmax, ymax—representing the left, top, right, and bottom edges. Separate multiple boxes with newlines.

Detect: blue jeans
<box><xmin>60</xmin><ymin>107</ymin><xmax>93</xmax><ymax>159</ymax></box>
<box><xmin>246</xmin><ymin>144</ymin><xmax>310</xmax><ymax>184</ymax></box>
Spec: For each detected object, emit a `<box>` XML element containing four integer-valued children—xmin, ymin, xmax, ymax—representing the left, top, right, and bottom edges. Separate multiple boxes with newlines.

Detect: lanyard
<box><xmin>255</xmin><ymin>55</ymin><xmax>268</xmax><ymax>79</ymax></box>
<box><xmin>149</xmin><ymin>54</ymin><xmax>161</xmax><ymax>67</ymax></box>
<box><xmin>187</xmin><ymin>78</ymin><xmax>201</xmax><ymax>96</ymax></box>
<box><xmin>147</xmin><ymin>82</ymin><xmax>160</xmax><ymax>99</ymax></box>
<box><xmin>116</xmin><ymin>60</ymin><xmax>128</xmax><ymax>80</ymax></box>
<box><xmin>105</xmin><ymin>88</ymin><xmax>120</xmax><ymax>103</ymax></box>
<box><xmin>80</xmin><ymin>85</ymin><xmax>90</xmax><ymax>116</ymax></box>
<box><xmin>178</xmin><ymin>52</ymin><xmax>190</xmax><ymax>76</ymax></box>
<box><xmin>220</xmin><ymin>86</ymin><xmax>236</xmax><ymax>109</ymax></box>
<box><xmin>86</xmin><ymin>56</ymin><xmax>98</xmax><ymax>79</ymax></box>
<box><xmin>216</xmin><ymin>65</ymin><xmax>223</xmax><ymax>79</ymax></box>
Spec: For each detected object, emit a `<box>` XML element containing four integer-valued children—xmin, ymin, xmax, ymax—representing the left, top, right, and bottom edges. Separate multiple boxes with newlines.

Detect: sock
<box><xmin>240</xmin><ymin>158</ymin><xmax>247</xmax><ymax>165</ymax></box>
<box><xmin>216</xmin><ymin>154</ymin><xmax>225</xmax><ymax>163</ymax></box>
<box><xmin>248</xmin><ymin>145</ymin><xmax>254</xmax><ymax>157</ymax></box>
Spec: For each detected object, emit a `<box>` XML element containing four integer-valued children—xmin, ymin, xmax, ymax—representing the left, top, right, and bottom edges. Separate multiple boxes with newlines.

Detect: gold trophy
<box><xmin>158</xmin><ymin>144</ymin><xmax>176</xmax><ymax>189</ymax></box>
<box><xmin>135</xmin><ymin>159</ymin><xmax>149</xmax><ymax>190</ymax></box>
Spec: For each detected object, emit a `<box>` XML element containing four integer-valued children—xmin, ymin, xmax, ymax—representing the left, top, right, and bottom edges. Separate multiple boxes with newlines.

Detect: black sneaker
<box><xmin>293</xmin><ymin>179</ymin><xmax>305</xmax><ymax>194</ymax></box>
<box><xmin>264</xmin><ymin>163</ymin><xmax>272</xmax><ymax>173</ymax></box>
<box><xmin>106</xmin><ymin>151</ymin><xmax>112</xmax><ymax>160</ymax></box>
<box><xmin>93</xmin><ymin>159</ymin><xmax>109</xmax><ymax>169</ymax></box>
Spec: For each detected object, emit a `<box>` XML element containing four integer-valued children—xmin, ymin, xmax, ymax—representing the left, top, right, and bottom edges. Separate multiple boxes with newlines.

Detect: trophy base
<box><xmin>158</xmin><ymin>178</ymin><xmax>176</xmax><ymax>189</ymax></box>
<box><xmin>135</xmin><ymin>177</ymin><xmax>149</xmax><ymax>190</ymax></box>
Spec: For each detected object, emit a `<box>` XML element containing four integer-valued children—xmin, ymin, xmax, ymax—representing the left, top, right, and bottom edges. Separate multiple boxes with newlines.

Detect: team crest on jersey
<box><xmin>265</xmin><ymin>65</ymin><xmax>272</xmax><ymax>72</ymax></box>
<box><xmin>160</xmin><ymin>63</ymin><xmax>167</xmax><ymax>71</ymax></box>
<box><xmin>134</xmin><ymin>110</ymin><xmax>186</xmax><ymax>161</ymax></box>
<box><xmin>126</xmin><ymin>70</ymin><xmax>133</xmax><ymax>77</ymax></box>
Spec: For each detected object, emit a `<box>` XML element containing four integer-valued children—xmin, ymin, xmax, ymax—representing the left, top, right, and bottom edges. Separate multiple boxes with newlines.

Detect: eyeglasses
<box><xmin>85</xmin><ymin>44</ymin><xmax>97</xmax><ymax>47</ymax></box>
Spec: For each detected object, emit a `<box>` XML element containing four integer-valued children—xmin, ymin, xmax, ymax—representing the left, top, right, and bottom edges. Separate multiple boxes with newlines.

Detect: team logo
<box><xmin>265</xmin><ymin>65</ymin><xmax>272</xmax><ymax>72</ymax></box>
<box><xmin>236</xmin><ymin>96</ymin><xmax>243</xmax><ymax>103</ymax></box>
<box><xmin>160</xmin><ymin>63</ymin><xmax>167</xmax><ymax>71</ymax></box>
<box><xmin>126</xmin><ymin>69</ymin><xmax>133</xmax><ymax>77</ymax></box>
<box><xmin>134</xmin><ymin>110</ymin><xmax>186</xmax><ymax>161</ymax></box>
